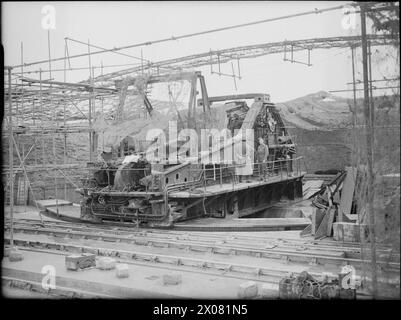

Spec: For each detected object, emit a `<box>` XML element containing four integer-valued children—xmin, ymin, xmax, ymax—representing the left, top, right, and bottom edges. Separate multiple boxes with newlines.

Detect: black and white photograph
<box><xmin>1</xmin><ymin>1</ymin><xmax>400</xmax><ymax>305</ymax></box>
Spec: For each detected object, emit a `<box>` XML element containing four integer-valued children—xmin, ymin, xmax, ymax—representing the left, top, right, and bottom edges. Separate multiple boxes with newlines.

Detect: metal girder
<box><xmin>20</xmin><ymin>77</ymin><xmax>117</xmax><ymax>93</ymax></box>
<box><xmin>4</xmin><ymin>34</ymin><xmax>397</xmax><ymax>127</ymax></box>
<box><xmin>92</xmin><ymin>34</ymin><xmax>396</xmax><ymax>82</ymax></box>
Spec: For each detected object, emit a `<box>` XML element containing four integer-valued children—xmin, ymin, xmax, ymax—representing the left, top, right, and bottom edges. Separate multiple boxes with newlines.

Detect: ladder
<box><xmin>16</xmin><ymin>174</ymin><xmax>29</xmax><ymax>205</ymax></box>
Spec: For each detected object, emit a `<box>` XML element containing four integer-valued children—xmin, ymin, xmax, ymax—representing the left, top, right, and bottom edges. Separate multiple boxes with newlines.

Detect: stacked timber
<box><xmin>300</xmin><ymin>167</ymin><xmax>367</xmax><ymax>242</ymax></box>
<box><xmin>304</xmin><ymin>173</ymin><xmax>337</xmax><ymax>185</ymax></box>
<box><xmin>302</xmin><ymin>180</ymin><xmax>324</xmax><ymax>200</ymax></box>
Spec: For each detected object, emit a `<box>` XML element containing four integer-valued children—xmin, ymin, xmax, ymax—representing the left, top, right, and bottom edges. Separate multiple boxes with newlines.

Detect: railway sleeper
<box><xmin>4</xmin><ymin>239</ymin><xmax>396</xmax><ymax>276</ymax></box>
<box><xmin>10</xmin><ymin>226</ymin><xmax>398</xmax><ymax>264</ymax></box>
<box><xmin>11</xmin><ymin>227</ymin><xmax>357</xmax><ymax>266</ymax></box>
<box><xmin>0</xmin><ymin>239</ymin><xmax>338</xmax><ymax>282</ymax></box>
<box><xmin>3</xmin><ymin>278</ymin><xmax>96</xmax><ymax>298</ymax></box>
<box><xmin>7</xmin><ymin>220</ymin><xmax>395</xmax><ymax>251</ymax></box>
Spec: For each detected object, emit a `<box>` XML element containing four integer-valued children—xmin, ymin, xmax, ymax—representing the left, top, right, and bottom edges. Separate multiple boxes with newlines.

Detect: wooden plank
<box><xmin>314</xmin><ymin>208</ymin><xmax>330</xmax><ymax>240</ymax></box>
<box><xmin>175</xmin><ymin>217</ymin><xmax>311</xmax><ymax>231</ymax></box>
<box><xmin>46</xmin><ymin>205</ymin><xmax>80</xmax><ymax>219</ymax></box>
<box><xmin>238</xmin><ymin>202</ymin><xmax>275</xmax><ymax>217</ymax></box>
<box><xmin>304</xmin><ymin>174</ymin><xmax>337</xmax><ymax>182</ymax></box>
<box><xmin>339</xmin><ymin>167</ymin><xmax>357</xmax><ymax>221</ymax></box>
<box><xmin>231</xmin><ymin>218</ymin><xmax>311</xmax><ymax>226</ymax></box>
<box><xmin>303</xmin><ymin>180</ymin><xmax>324</xmax><ymax>199</ymax></box>
<box><xmin>207</xmin><ymin>93</ymin><xmax>267</xmax><ymax>103</ymax></box>
<box><xmin>35</xmin><ymin>199</ymin><xmax>72</xmax><ymax>209</ymax></box>
<box><xmin>326</xmin><ymin>207</ymin><xmax>336</xmax><ymax>237</ymax></box>
<box><xmin>303</xmin><ymin>180</ymin><xmax>324</xmax><ymax>191</ymax></box>
<box><xmin>311</xmin><ymin>208</ymin><xmax>325</xmax><ymax>235</ymax></box>
<box><xmin>16</xmin><ymin>175</ymin><xmax>28</xmax><ymax>205</ymax></box>
<box><xmin>300</xmin><ymin>224</ymin><xmax>312</xmax><ymax>237</ymax></box>
<box><xmin>333</xmin><ymin>188</ymin><xmax>341</xmax><ymax>204</ymax></box>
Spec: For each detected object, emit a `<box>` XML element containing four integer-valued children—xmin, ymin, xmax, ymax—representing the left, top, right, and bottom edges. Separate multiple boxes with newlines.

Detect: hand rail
<box><xmin>82</xmin><ymin>156</ymin><xmax>304</xmax><ymax>193</ymax></box>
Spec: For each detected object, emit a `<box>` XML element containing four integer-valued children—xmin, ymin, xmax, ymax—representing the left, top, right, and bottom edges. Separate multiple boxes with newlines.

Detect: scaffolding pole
<box><xmin>88</xmin><ymin>39</ymin><xmax>93</xmax><ymax>162</ymax></box>
<box><xmin>7</xmin><ymin>67</ymin><xmax>14</xmax><ymax>248</ymax></box>
<box><xmin>64</xmin><ymin>44</ymin><xmax>67</xmax><ymax>200</ymax></box>
<box><xmin>20</xmin><ymin>42</ymin><xmax>24</xmax><ymax>128</ymax></box>
<box><xmin>360</xmin><ymin>4</ymin><xmax>377</xmax><ymax>298</ymax></box>
<box><xmin>40</xmin><ymin>69</ymin><xmax>45</xmax><ymax>166</ymax></box>
<box><xmin>351</xmin><ymin>46</ymin><xmax>357</xmax><ymax>121</ymax></box>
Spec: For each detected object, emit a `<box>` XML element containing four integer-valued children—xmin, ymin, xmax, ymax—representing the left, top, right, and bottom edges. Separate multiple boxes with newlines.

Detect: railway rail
<box><xmin>7</xmin><ymin>218</ymin><xmax>399</xmax><ymax>251</ymax></box>
<box><xmin>2</xmin><ymin>277</ymin><xmax>112</xmax><ymax>299</ymax></box>
<box><xmin>4</xmin><ymin>217</ymin><xmax>399</xmax><ymax>298</ymax></box>
<box><xmin>5</xmin><ymin>219</ymin><xmax>400</xmax><ymax>272</ymax></box>
<box><xmin>2</xmin><ymin>236</ymin><xmax>385</xmax><ymax>299</ymax></box>
<box><xmin>4</xmin><ymin>237</ymin><xmax>300</xmax><ymax>284</ymax></box>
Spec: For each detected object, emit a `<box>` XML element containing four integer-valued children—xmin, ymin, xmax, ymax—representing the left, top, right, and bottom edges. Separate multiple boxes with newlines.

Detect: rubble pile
<box><xmin>300</xmin><ymin>167</ymin><xmax>364</xmax><ymax>242</ymax></box>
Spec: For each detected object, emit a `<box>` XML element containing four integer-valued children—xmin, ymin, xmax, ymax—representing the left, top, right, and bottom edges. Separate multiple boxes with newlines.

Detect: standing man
<box><xmin>229</xmin><ymin>114</ymin><xmax>242</xmax><ymax>136</ymax></box>
<box><xmin>99</xmin><ymin>146</ymin><xmax>113</xmax><ymax>163</ymax></box>
<box><xmin>257</xmin><ymin>137</ymin><xmax>269</xmax><ymax>179</ymax></box>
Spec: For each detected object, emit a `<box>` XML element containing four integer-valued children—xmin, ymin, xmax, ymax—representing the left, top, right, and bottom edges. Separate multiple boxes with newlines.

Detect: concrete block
<box><xmin>238</xmin><ymin>281</ymin><xmax>258</xmax><ymax>299</ymax></box>
<box><xmin>333</xmin><ymin>222</ymin><xmax>369</xmax><ymax>242</ymax></box>
<box><xmin>96</xmin><ymin>257</ymin><xmax>116</xmax><ymax>270</ymax></box>
<box><xmin>116</xmin><ymin>264</ymin><xmax>129</xmax><ymax>278</ymax></box>
<box><xmin>66</xmin><ymin>253</ymin><xmax>96</xmax><ymax>270</ymax></box>
<box><xmin>163</xmin><ymin>273</ymin><xmax>182</xmax><ymax>285</ymax></box>
<box><xmin>259</xmin><ymin>283</ymin><xmax>276</xmax><ymax>299</ymax></box>
<box><xmin>8</xmin><ymin>249</ymin><xmax>24</xmax><ymax>262</ymax></box>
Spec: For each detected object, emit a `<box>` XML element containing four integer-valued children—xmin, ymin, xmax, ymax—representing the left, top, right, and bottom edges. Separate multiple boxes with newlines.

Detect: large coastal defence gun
<box><xmin>76</xmin><ymin>72</ymin><xmax>304</xmax><ymax>226</ymax></box>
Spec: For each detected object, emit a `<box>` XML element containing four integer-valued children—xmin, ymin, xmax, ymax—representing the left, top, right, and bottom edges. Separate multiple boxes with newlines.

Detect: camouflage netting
<box><xmin>277</xmin><ymin>92</ymin><xmax>354</xmax><ymax>173</ymax></box>
<box><xmin>350</xmin><ymin>42</ymin><xmax>400</xmax><ymax>298</ymax></box>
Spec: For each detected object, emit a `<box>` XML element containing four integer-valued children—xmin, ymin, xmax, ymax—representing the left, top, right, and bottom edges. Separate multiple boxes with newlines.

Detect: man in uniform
<box><xmin>257</xmin><ymin>137</ymin><xmax>269</xmax><ymax>179</ymax></box>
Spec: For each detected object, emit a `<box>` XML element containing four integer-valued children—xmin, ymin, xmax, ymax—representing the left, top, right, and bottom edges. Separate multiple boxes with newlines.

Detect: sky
<box><xmin>1</xmin><ymin>1</ymin><xmax>396</xmax><ymax>102</ymax></box>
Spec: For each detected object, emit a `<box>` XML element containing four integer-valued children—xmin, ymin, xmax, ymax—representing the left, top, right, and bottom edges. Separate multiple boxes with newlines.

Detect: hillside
<box><xmin>274</xmin><ymin>91</ymin><xmax>399</xmax><ymax>173</ymax></box>
<box><xmin>276</xmin><ymin>91</ymin><xmax>352</xmax><ymax>130</ymax></box>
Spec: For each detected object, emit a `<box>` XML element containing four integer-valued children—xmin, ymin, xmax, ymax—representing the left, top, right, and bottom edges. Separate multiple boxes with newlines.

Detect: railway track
<box><xmin>2</xmin><ymin>276</ymin><xmax>112</xmax><ymax>299</ymax></box>
<box><xmin>5</xmin><ymin>217</ymin><xmax>391</xmax><ymax>250</ymax></box>
<box><xmin>6</xmin><ymin>219</ymin><xmax>400</xmax><ymax>270</ymax></box>
<box><xmin>4</xmin><ymin>218</ymin><xmax>398</xmax><ymax>298</ymax></box>
<box><xmin>4</xmin><ymin>236</ymin><xmax>299</xmax><ymax>285</ymax></box>
<box><xmin>2</xmin><ymin>236</ymin><xmax>386</xmax><ymax>299</ymax></box>
<box><xmin>4</xmin><ymin>221</ymin><xmax>400</xmax><ymax>279</ymax></box>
